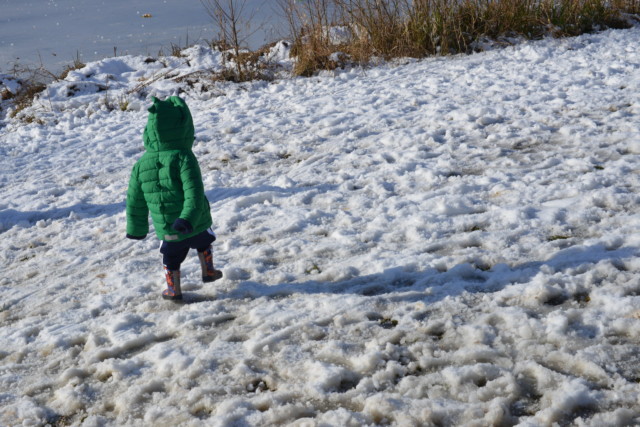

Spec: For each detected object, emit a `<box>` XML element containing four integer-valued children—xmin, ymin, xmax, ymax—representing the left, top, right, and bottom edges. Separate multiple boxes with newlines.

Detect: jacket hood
<box><xmin>143</xmin><ymin>96</ymin><xmax>195</xmax><ymax>152</ymax></box>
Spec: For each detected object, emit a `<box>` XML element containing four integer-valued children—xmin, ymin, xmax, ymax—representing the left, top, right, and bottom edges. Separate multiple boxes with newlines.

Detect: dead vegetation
<box><xmin>2</xmin><ymin>0</ymin><xmax>639</xmax><ymax>123</ymax></box>
<box><xmin>279</xmin><ymin>0</ymin><xmax>640</xmax><ymax>75</ymax></box>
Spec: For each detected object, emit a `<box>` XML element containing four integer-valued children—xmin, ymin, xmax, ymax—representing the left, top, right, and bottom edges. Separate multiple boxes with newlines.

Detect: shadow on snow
<box><xmin>0</xmin><ymin>201</ymin><xmax>125</xmax><ymax>232</ymax></box>
<box><xmin>215</xmin><ymin>243</ymin><xmax>638</xmax><ymax>304</ymax></box>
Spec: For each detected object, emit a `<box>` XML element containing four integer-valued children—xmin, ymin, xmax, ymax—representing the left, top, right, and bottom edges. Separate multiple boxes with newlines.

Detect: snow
<box><xmin>2</xmin><ymin>25</ymin><xmax>640</xmax><ymax>426</ymax></box>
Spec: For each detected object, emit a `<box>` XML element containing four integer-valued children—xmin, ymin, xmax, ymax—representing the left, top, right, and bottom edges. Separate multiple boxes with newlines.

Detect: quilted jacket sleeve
<box><xmin>179</xmin><ymin>151</ymin><xmax>206</xmax><ymax>225</ymax></box>
<box><xmin>126</xmin><ymin>162</ymin><xmax>150</xmax><ymax>237</ymax></box>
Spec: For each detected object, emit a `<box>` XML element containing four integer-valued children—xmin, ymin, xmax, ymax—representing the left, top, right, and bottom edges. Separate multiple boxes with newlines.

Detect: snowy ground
<box><xmin>1</xmin><ymin>26</ymin><xmax>640</xmax><ymax>426</ymax></box>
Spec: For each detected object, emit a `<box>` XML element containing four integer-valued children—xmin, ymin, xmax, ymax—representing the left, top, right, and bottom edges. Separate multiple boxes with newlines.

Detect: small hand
<box><xmin>172</xmin><ymin>218</ymin><xmax>193</xmax><ymax>234</ymax></box>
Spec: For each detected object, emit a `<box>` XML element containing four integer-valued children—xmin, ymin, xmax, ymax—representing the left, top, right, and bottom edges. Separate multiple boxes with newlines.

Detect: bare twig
<box><xmin>200</xmin><ymin>0</ymin><xmax>264</xmax><ymax>81</ymax></box>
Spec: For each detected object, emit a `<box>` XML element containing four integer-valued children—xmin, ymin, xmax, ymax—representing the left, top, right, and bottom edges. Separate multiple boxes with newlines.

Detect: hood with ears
<box><xmin>143</xmin><ymin>96</ymin><xmax>195</xmax><ymax>152</ymax></box>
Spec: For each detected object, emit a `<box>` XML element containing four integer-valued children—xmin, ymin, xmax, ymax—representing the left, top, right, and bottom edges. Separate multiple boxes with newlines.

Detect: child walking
<box><xmin>126</xmin><ymin>96</ymin><xmax>222</xmax><ymax>301</ymax></box>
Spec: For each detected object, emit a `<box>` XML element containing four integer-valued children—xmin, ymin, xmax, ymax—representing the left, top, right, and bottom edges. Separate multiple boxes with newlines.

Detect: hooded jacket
<box><xmin>126</xmin><ymin>96</ymin><xmax>212</xmax><ymax>242</ymax></box>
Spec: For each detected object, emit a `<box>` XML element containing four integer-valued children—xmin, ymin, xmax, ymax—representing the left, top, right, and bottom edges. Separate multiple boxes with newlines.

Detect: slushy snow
<box><xmin>1</xmin><ymin>26</ymin><xmax>640</xmax><ymax>426</ymax></box>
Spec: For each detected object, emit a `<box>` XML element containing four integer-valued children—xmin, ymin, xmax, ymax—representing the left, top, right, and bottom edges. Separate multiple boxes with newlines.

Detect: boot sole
<box><xmin>203</xmin><ymin>271</ymin><xmax>223</xmax><ymax>283</ymax></box>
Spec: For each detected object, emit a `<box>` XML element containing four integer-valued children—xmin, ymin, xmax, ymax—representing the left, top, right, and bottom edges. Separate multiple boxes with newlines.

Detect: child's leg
<box><xmin>159</xmin><ymin>241</ymin><xmax>190</xmax><ymax>300</ymax></box>
<box><xmin>188</xmin><ymin>230</ymin><xmax>222</xmax><ymax>282</ymax></box>
<box><xmin>160</xmin><ymin>241</ymin><xmax>190</xmax><ymax>271</ymax></box>
<box><xmin>197</xmin><ymin>246</ymin><xmax>223</xmax><ymax>282</ymax></box>
<box><xmin>162</xmin><ymin>266</ymin><xmax>182</xmax><ymax>300</ymax></box>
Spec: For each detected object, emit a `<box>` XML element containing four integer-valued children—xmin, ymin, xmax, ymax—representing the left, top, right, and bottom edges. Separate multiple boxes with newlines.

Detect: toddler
<box><xmin>126</xmin><ymin>96</ymin><xmax>222</xmax><ymax>301</ymax></box>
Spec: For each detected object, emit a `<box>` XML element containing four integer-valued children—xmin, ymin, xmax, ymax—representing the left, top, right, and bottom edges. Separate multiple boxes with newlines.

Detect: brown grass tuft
<box><xmin>280</xmin><ymin>0</ymin><xmax>639</xmax><ymax>76</ymax></box>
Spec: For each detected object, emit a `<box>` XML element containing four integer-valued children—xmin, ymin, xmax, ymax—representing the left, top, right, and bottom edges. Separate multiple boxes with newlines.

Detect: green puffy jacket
<box><xmin>126</xmin><ymin>96</ymin><xmax>212</xmax><ymax>242</ymax></box>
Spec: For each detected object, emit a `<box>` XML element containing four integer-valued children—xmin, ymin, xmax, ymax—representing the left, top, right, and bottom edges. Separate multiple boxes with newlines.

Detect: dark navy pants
<box><xmin>160</xmin><ymin>229</ymin><xmax>216</xmax><ymax>270</ymax></box>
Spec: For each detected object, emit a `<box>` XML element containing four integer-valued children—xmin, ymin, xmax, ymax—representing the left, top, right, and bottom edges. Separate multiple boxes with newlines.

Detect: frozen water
<box><xmin>0</xmin><ymin>0</ymin><xmax>284</xmax><ymax>73</ymax></box>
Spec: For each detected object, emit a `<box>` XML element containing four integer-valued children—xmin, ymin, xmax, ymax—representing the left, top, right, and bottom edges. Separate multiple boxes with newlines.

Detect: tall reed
<box><xmin>283</xmin><ymin>0</ymin><xmax>639</xmax><ymax>75</ymax></box>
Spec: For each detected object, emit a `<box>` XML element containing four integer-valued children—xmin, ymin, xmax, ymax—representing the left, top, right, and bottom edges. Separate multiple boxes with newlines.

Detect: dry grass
<box><xmin>282</xmin><ymin>0</ymin><xmax>640</xmax><ymax>75</ymax></box>
<box><xmin>2</xmin><ymin>55</ymin><xmax>85</xmax><ymax>122</ymax></box>
<box><xmin>58</xmin><ymin>53</ymin><xmax>86</xmax><ymax>80</ymax></box>
<box><xmin>5</xmin><ymin>67</ymin><xmax>48</xmax><ymax>120</ymax></box>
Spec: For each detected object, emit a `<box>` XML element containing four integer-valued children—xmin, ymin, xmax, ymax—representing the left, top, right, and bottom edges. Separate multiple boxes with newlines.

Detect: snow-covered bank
<box><xmin>1</xmin><ymin>27</ymin><xmax>640</xmax><ymax>426</ymax></box>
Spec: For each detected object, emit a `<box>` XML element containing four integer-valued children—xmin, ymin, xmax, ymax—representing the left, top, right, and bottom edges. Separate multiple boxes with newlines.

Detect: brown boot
<box><xmin>162</xmin><ymin>265</ymin><xmax>182</xmax><ymax>301</ymax></box>
<box><xmin>198</xmin><ymin>246</ymin><xmax>223</xmax><ymax>283</ymax></box>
